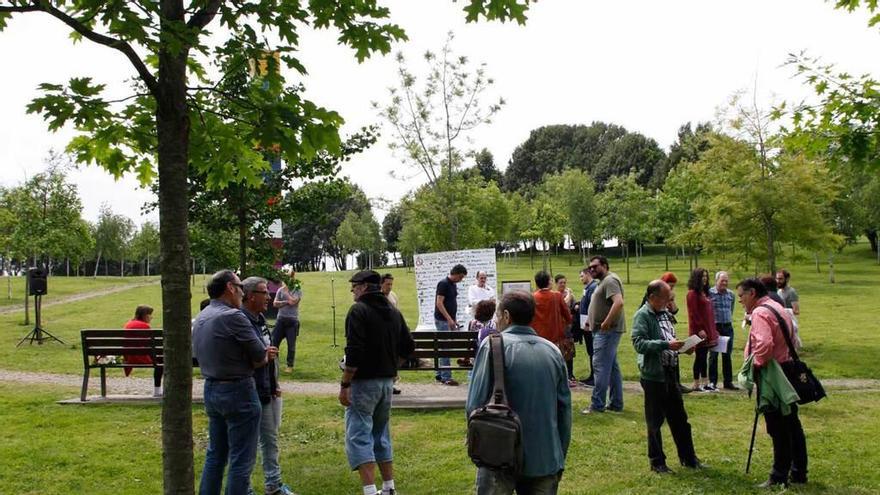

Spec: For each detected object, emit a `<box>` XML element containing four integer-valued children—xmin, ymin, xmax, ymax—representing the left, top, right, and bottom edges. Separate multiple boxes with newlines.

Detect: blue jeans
<box><xmin>434</xmin><ymin>319</ymin><xmax>452</xmax><ymax>381</ymax></box>
<box><xmin>199</xmin><ymin>378</ymin><xmax>262</xmax><ymax>495</ymax></box>
<box><xmin>475</xmin><ymin>468</ymin><xmax>561</xmax><ymax>494</ymax></box>
<box><xmin>591</xmin><ymin>331</ymin><xmax>624</xmax><ymax>411</ymax></box>
<box><xmin>258</xmin><ymin>397</ymin><xmax>283</xmax><ymax>492</ymax></box>
<box><xmin>345</xmin><ymin>378</ymin><xmax>394</xmax><ymax>470</ymax></box>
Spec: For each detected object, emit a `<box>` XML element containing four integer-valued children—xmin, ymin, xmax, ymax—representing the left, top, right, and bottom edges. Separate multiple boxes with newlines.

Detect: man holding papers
<box><xmin>632</xmin><ymin>280</ymin><xmax>704</xmax><ymax>474</ymax></box>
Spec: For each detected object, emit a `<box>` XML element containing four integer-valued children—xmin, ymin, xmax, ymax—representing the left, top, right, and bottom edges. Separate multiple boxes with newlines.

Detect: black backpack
<box><xmin>466</xmin><ymin>333</ymin><xmax>523</xmax><ymax>474</ymax></box>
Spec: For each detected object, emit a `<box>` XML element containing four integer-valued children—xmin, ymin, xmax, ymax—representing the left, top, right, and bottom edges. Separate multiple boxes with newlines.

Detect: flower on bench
<box><xmin>94</xmin><ymin>355</ymin><xmax>118</xmax><ymax>365</ymax></box>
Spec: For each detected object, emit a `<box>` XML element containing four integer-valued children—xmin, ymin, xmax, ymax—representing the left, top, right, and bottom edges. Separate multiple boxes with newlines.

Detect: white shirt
<box><xmin>467</xmin><ymin>284</ymin><xmax>496</xmax><ymax>314</ymax></box>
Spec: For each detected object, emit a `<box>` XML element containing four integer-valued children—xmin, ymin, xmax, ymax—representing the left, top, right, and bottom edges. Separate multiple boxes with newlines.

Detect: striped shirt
<box><xmin>709</xmin><ymin>287</ymin><xmax>735</xmax><ymax>324</ymax></box>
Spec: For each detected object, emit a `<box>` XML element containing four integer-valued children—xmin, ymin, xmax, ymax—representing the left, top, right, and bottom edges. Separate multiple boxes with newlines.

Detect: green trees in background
<box><xmin>377</xmin><ymin>32</ymin><xmax>504</xmax><ymax>249</ymax></box>
<box><xmin>398</xmin><ymin>176</ymin><xmax>512</xmax><ymax>257</ymax></box>
<box><xmin>92</xmin><ymin>204</ymin><xmax>134</xmax><ymax>278</ymax></box>
<box><xmin>596</xmin><ymin>173</ymin><xmax>653</xmax><ymax>283</ymax></box>
<box><xmin>0</xmin><ymin>0</ymin><xmax>534</xmax><ymax>489</ymax></box>
<box><xmin>129</xmin><ymin>221</ymin><xmax>161</xmax><ymax>276</ymax></box>
<box><xmin>335</xmin><ymin>210</ymin><xmax>384</xmax><ymax>270</ymax></box>
<box><xmin>0</xmin><ymin>160</ymin><xmax>94</xmax><ymax>275</ymax></box>
<box><xmin>502</xmin><ymin>122</ymin><xmax>667</xmax><ymax>192</ymax></box>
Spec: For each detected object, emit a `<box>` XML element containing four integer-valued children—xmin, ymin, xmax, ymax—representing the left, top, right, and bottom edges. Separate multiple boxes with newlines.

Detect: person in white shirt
<box><xmin>467</xmin><ymin>271</ymin><xmax>496</xmax><ymax>316</ymax></box>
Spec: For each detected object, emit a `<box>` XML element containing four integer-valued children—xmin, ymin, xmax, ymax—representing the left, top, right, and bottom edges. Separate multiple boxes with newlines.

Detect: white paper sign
<box><xmin>710</xmin><ymin>335</ymin><xmax>730</xmax><ymax>354</ymax></box>
<box><xmin>413</xmin><ymin>249</ymin><xmax>497</xmax><ymax>331</ymax></box>
<box><xmin>679</xmin><ymin>334</ymin><xmax>704</xmax><ymax>354</ymax></box>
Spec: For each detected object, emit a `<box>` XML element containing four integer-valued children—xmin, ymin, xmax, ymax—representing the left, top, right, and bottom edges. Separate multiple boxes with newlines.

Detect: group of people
<box><xmin>132</xmin><ymin>259</ymin><xmax>806</xmax><ymax>495</ymax></box>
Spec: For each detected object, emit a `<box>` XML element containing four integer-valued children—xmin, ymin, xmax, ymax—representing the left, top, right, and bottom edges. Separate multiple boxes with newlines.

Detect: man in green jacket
<box><xmin>632</xmin><ymin>280</ymin><xmax>704</xmax><ymax>474</ymax></box>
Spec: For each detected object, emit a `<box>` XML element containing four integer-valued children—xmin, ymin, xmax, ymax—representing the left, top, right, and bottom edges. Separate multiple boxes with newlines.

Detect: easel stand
<box><xmin>17</xmin><ymin>294</ymin><xmax>65</xmax><ymax>346</ymax></box>
<box><xmin>330</xmin><ymin>278</ymin><xmax>339</xmax><ymax>348</ymax></box>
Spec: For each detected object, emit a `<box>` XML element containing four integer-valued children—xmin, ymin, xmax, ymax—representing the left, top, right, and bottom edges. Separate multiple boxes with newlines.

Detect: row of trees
<box><xmin>382</xmin><ymin>108</ymin><xmax>880</xmax><ymax>281</ymax></box>
<box><xmin>0</xmin><ymin>163</ymin><xmax>161</xmax><ymax>278</ymax></box>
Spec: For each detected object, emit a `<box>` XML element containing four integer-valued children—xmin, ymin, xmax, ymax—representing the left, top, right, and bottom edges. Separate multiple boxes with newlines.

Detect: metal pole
<box><xmin>330</xmin><ymin>278</ymin><xmax>338</xmax><ymax>347</ymax></box>
<box><xmin>746</xmin><ymin>369</ymin><xmax>761</xmax><ymax>474</ymax></box>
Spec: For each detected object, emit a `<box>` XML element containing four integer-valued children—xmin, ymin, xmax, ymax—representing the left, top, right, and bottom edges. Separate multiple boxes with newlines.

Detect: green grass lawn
<box><xmin>0</xmin><ymin>242</ymin><xmax>878</xmax><ymax>494</ymax></box>
<box><xmin>2</xmin><ymin>242</ymin><xmax>878</xmax><ymax>382</ymax></box>
<box><xmin>1</xmin><ymin>382</ymin><xmax>877</xmax><ymax>494</ymax></box>
<box><xmin>0</xmin><ymin>275</ymin><xmax>159</xmax><ymax>311</ymax></box>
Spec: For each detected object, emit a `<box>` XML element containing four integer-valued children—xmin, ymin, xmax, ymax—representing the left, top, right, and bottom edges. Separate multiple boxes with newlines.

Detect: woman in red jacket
<box><xmin>686</xmin><ymin>268</ymin><xmax>719</xmax><ymax>392</ymax></box>
<box><xmin>123</xmin><ymin>305</ymin><xmax>162</xmax><ymax>397</ymax></box>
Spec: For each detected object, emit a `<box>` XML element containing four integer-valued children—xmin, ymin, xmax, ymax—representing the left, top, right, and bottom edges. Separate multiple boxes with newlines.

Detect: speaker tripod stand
<box><xmin>17</xmin><ymin>294</ymin><xmax>65</xmax><ymax>347</ymax></box>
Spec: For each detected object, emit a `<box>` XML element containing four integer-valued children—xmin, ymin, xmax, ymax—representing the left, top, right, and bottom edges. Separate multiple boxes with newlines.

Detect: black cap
<box><xmin>349</xmin><ymin>270</ymin><xmax>381</xmax><ymax>285</ymax></box>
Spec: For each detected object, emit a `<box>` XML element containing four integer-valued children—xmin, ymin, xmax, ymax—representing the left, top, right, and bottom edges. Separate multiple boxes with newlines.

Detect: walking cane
<box><xmin>746</xmin><ymin>367</ymin><xmax>760</xmax><ymax>474</ymax></box>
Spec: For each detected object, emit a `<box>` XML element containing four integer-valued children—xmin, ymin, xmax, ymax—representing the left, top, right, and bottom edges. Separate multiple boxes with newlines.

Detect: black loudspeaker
<box><xmin>28</xmin><ymin>268</ymin><xmax>47</xmax><ymax>296</ymax></box>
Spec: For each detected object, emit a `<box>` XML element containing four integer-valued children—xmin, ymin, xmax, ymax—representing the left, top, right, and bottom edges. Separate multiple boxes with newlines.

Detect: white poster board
<box><xmin>413</xmin><ymin>248</ymin><xmax>497</xmax><ymax>331</ymax></box>
<box><xmin>501</xmin><ymin>280</ymin><xmax>532</xmax><ymax>295</ymax></box>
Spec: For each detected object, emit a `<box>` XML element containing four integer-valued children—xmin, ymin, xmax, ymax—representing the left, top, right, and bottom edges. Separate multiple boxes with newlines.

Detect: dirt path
<box><xmin>1</xmin><ymin>368</ymin><xmax>877</xmax><ymax>399</ymax></box>
<box><xmin>0</xmin><ymin>280</ymin><xmax>160</xmax><ymax>315</ymax></box>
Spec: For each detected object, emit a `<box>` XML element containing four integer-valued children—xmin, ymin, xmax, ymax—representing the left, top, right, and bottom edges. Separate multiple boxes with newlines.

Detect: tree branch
<box><xmin>4</xmin><ymin>2</ymin><xmax>159</xmax><ymax>95</ymax></box>
<box><xmin>186</xmin><ymin>0</ymin><xmax>222</xmax><ymax>30</ymax></box>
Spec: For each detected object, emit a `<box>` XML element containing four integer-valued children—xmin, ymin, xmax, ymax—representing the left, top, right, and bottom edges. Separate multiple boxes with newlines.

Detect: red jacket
<box><xmin>686</xmin><ymin>290</ymin><xmax>719</xmax><ymax>347</ymax></box>
<box><xmin>123</xmin><ymin>319</ymin><xmax>153</xmax><ymax>375</ymax></box>
<box><xmin>530</xmin><ymin>289</ymin><xmax>572</xmax><ymax>343</ymax></box>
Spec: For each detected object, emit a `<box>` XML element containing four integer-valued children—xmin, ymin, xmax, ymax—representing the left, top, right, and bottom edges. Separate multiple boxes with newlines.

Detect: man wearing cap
<box><xmin>339</xmin><ymin>270</ymin><xmax>416</xmax><ymax>495</ymax></box>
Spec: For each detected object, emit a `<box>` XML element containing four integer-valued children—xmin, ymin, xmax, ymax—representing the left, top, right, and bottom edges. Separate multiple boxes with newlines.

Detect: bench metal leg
<box><xmin>81</xmin><ymin>368</ymin><xmax>90</xmax><ymax>402</ymax></box>
<box><xmin>100</xmin><ymin>367</ymin><xmax>107</xmax><ymax>398</ymax></box>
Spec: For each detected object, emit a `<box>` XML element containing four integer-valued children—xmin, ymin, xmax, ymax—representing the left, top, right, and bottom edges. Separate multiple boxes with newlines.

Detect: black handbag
<box><xmin>467</xmin><ymin>333</ymin><xmax>523</xmax><ymax>474</ymax></box>
<box><xmin>760</xmin><ymin>305</ymin><xmax>827</xmax><ymax>405</ymax></box>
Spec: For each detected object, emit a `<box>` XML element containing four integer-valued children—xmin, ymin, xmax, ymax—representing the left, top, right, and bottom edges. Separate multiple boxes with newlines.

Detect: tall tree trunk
<box><xmin>156</xmin><ymin>8</ymin><xmax>194</xmax><ymax>492</ymax></box>
<box><xmin>828</xmin><ymin>254</ymin><xmax>836</xmax><ymax>284</ymax></box>
<box><xmin>625</xmin><ymin>242</ymin><xmax>631</xmax><ymax>284</ymax></box>
<box><xmin>664</xmin><ymin>242</ymin><xmax>669</xmax><ymax>271</ymax></box>
<box><xmin>238</xmin><ymin>201</ymin><xmax>247</xmax><ymax>276</ymax></box>
<box><xmin>93</xmin><ymin>250</ymin><xmax>102</xmax><ymax>278</ymax></box>
<box><xmin>763</xmin><ymin>215</ymin><xmax>776</xmax><ymax>274</ymax></box>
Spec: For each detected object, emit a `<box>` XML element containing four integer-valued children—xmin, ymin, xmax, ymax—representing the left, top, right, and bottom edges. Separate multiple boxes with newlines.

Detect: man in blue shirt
<box><xmin>466</xmin><ymin>291</ymin><xmax>572</xmax><ymax>494</ymax></box>
<box><xmin>709</xmin><ymin>271</ymin><xmax>738</xmax><ymax>390</ymax></box>
<box><xmin>193</xmin><ymin>270</ymin><xmax>276</xmax><ymax>495</ymax></box>
<box><xmin>577</xmin><ymin>267</ymin><xmax>599</xmax><ymax>386</ymax></box>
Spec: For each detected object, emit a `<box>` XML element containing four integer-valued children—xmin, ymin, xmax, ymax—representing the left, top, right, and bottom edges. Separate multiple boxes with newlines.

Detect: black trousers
<box><xmin>692</xmin><ymin>347</ymin><xmax>709</xmax><ymax>380</ymax></box>
<box><xmin>709</xmin><ymin>322</ymin><xmax>734</xmax><ymax>386</ymax></box>
<box><xmin>641</xmin><ymin>371</ymin><xmax>697</xmax><ymax>467</ymax></box>
<box><xmin>272</xmin><ymin>316</ymin><xmax>300</xmax><ymax>368</ymax></box>
<box><xmin>764</xmin><ymin>404</ymin><xmax>808</xmax><ymax>483</ymax></box>
<box><xmin>582</xmin><ymin>330</ymin><xmax>594</xmax><ymax>380</ymax></box>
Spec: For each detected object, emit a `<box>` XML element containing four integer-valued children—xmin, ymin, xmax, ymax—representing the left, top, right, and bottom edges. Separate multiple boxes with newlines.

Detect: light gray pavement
<box><xmin>1</xmin><ymin>368</ymin><xmax>877</xmax><ymax>408</ymax></box>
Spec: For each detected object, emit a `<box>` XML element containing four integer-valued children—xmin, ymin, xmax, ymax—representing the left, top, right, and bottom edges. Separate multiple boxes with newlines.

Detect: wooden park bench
<box><xmin>401</xmin><ymin>330</ymin><xmax>479</xmax><ymax>372</ymax></box>
<box><xmin>80</xmin><ymin>329</ymin><xmax>163</xmax><ymax>401</ymax></box>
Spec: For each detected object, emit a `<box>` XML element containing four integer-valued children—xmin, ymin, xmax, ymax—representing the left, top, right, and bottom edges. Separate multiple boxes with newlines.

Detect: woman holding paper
<box><xmin>686</xmin><ymin>268</ymin><xmax>719</xmax><ymax>392</ymax></box>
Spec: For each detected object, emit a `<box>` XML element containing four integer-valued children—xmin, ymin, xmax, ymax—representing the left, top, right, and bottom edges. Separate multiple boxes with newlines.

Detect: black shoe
<box><xmin>681</xmin><ymin>458</ymin><xmax>707</xmax><ymax>469</ymax></box>
<box><xmin>392</xmin><ymin>387</ymin><xmax>401</xmax><ymax>395</ymax></box>
<box><xmin>678</xmin><ymin>384</ymin><xmax>693</xmax><ymax>394</ymax></box>
<box><xmin>651</xmin><ymin>464</ymin><xmax>673</xmax><ymax>474</ymax></box>
<box><xmin>757</xmin><ymin>479</ymin><xmax>788</xmax><ymax>489</ymax></box>
<box><xmin>790</xmin><ymin>474</ymin><xmax>808</xmax><ymax>484</ymax></box>
<box><xmin>723</xmin><ymin>383</ymin><xmax>740</xmax><ymax>391</ymax></box>
<box><xmin>579</xmin><ymin>377</ymin><xmax>595</xmax><ymax>387</ymax></box>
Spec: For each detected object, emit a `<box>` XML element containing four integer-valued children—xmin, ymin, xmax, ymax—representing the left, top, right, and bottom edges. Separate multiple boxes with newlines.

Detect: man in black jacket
<box><xmin>339</xmin><ymin>270</ymin><xmax>415</xmax><ymax>495</ymax></box>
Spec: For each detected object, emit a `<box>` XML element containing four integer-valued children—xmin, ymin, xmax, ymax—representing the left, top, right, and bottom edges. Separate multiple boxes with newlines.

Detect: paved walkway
<box><xmin>1</xmin><ymin>368</ymin><xmax>877</xmax><ymax>406</ymax></box>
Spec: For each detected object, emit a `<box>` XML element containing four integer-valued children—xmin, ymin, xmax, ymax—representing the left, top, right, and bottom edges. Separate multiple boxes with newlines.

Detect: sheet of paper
<box><xmin>710</xmin><ymin>335</ymin><xmax>730</xmax><ymax>354</ymax></box>
<box><xmin>679</xmin><ymin>334</ymin><xmax>703</xmax><ymax>354</ymax></box>
<box><xmin>580</xmin><ymin>314</ymin><xmax>588</xmax><ymax>330</ymax></box>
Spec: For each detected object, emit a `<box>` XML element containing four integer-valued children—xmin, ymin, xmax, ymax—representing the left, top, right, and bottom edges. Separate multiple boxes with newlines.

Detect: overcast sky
<box><xmin>1</xmin><ymin>0</ymin><xmax>877</xmax><ymax>226</ymax></box>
